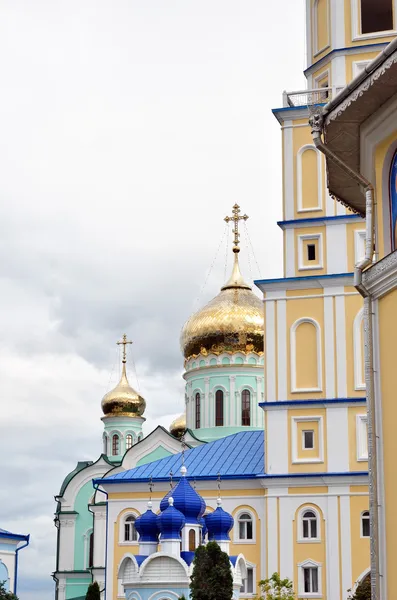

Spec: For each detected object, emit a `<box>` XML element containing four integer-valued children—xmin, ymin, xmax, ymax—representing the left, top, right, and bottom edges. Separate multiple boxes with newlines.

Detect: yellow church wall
<box><xmin>294</xmin><ymin>225</ymin><xmax>327</xmax><ymax>276</ymax></box>
<box><xmin>293</xmin><ymin>124</ymin><xmax>326</xmax><ymax>220</ymax></box>
<box><xmin>288</xmin><ymin>408</ymin><xmax>327</xmax><ymax>473</ymax></box>
<box><xmin>293</xmin><ymin>502</ymin><xmax>327</xmax><ymax>598</ymax></box>
<box><xmin>374</xmin><ymin>129</ymin><xmax>397</xmax><ymax>260</ymax></box>
<box><xmin>378</xmin><ymin>287</ymin><xmax>397</xmax><ymax>591</ymax></box>
<box><xmin>288</xmin><ymin>486</ymin><xmax>328</xmax><ymax>495</ymax></box>
<box><xmin>344</xmin><ymin>292</ymin><xmax>365</xmax><ymax>398</ymax></box>
<box><xmin>311</xmin><ymin>0</ymin><xmax>330</xmax><ymax>63</ymax></box>
<box><xmin>349</xmin><ymin>488</ymin><xmax>370</xmax><ymax>585</ymax></box>
<box><xmin>348</xmin><ymin>406</ymin><xmax>368</xmax><ymax>471</ymax></box>
<box><xmin>231</xmin><ymin>504</ymin><xmax>262</xmax><ymax>592</ymax></box>
<box><xmin>286</xmin><ymin>294</ymin><xmax>326</xmax><ymax>400</ymax></box>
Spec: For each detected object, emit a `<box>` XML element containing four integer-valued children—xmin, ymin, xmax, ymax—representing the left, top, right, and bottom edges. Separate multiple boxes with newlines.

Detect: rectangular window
<box><xmin>303</xmin><ymin>567</ymin><xmax>319</xmax><ymax>593</ymax></box>
<box><xmin>240</xmin><ymin>567</ymin><xmax>254</xmax><ymax>594</ymax></box>
<box><xmin>307</xmin><ymin>244</ymin><xmax>316</xmax><ymax>261</ymax></box>
<box><xmin>303</xmin><ymin>430</ymin><xmax>314</xmax><ymax>449</ymax></box>
<box><xmin>361</xmin><ymin>0</ymin><xmax>393</xmax><ymax>34</ymax></box>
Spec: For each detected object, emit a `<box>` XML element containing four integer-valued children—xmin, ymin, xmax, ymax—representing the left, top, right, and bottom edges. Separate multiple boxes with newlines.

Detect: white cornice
<box><xmin>255</xmin><ymin>274</ymin><xmax>354</xmax><ymax>293</ymax></box>
<box><xmin>362</xmin><ymin>251</ymin><xmax>397</xmax><ymax>299</ymax></box>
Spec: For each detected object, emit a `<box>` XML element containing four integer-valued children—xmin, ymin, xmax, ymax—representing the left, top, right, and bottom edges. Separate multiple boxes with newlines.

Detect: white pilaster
<box><xmin>283</xmin><ymin>121</ymin><xmax>294</xmax><ymax>220</ymax></box>
<box><xmin>326</xmin><ymin>495</ymin><xmax>341</xmax><ymax>600</ymax></box>
<box><xmin>340</xmin><ymin>491</ymin><xmax>353</xmax><ymax>599</ymax></box>
<box><xmin>92</xmin><ymin>507</ymin><xmax>106</xmax><ymax>568</ymax></box>
<box><xmin>266</xmin><ymin>410</ymin><xmax>288</xmax><ymax>474</ymax></box>
<box><xmin>335</xmin><ymin>291</ymin><xmax>347</xmax><ymax>397</ymax></box>
<box><xmin>279</xmin><ymin>496</ymin><xmax>294</xmax><ymax>581</ymax></box>
<box><xmin>230</xmin><ymin>376</ymin><xmax>236</xmax><ymax>427</ymax></box>
<box><xmin>277</xmin><ymin>296</ymin><xmax>287</xmax><ymax>401</ymax></box>
<box><xmin>267</xmin><ymin>489</ymin><xmax>284</xmax><ymax>576</ymax></box>
<box><xmin>265</xmin><ymin>294</ymin><xmax>277</xmax><ymax>402</ymax></box>
<box><xmin>285</xmin><ymin>229</ymin><xmax>295</xmax><ymax>277</ymax></box>
<box><xmin>326</xmin><ymin>223</ymin><xmax>347</xmax><ymax>273</ymax></box>
<box><xmin>204</xmin><ymin>378</ymin><xmax>210</xmax><ymax>428</ymax></box>
<box><xmin>58</xmin><ymin>515</ymin><xmax>77</xmax><ymax>571</ymax></box>
<box><xmin>324</xmin><ymin>292</ymin><xmax>336</xmax><ymax>398</ymax></box>
<box><xmin>326</xmin><ymin>407</ymin><xmax>349</xmax><ymax>471</ymax></box>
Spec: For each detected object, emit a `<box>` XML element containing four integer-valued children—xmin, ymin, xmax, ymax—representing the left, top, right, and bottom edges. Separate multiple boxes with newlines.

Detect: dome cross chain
<box><xmin>117</xmin><ymin>333</ymin><xmax>132</xmax><ymax>364</ymax></box>
<box><xmin>224</xmin><ymin>204</ymin><xmax>248</xmax><ymax>251</ymax></box>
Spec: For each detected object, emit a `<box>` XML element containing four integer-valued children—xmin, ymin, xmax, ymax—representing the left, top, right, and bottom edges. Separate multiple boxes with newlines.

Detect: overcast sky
<box><xmin>0</xmin><ymin>2</ymin><xmax>306</xmax><ymax>598</ymax></box>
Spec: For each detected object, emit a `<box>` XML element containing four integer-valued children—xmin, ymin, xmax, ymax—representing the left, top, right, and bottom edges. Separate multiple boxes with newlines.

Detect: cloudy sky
<box><xmin>0</xmin><ymin>1</ymin><xmax>306</xmax><ymax>598</ymax></box>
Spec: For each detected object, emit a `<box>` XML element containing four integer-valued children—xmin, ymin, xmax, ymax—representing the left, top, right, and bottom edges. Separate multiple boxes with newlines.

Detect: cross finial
<box><xmin>224</xmin><ymin>204</ymin><xmax>248</xmax><ymax>253</ymax></box>
<box><xmin>117</xmin><ymin>334</ymin><xmax>133</xmax><ymax>364</ymax></box>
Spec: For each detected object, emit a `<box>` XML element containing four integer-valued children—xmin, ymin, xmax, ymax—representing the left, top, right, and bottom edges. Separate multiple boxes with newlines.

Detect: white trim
<box><xmin>352</xmin><ymin>59</ymin><xmax>372</xmax><ymax>78</ymax></box>
<box><xmin>332</xmin><ymin>1</ymin><xmax>346</xmax><ymax>58</ymax></box>
<box><xmin>297</xmin><ymin>233</ymin><xmax>323</xmax><ymax>271</ymax></box>
<box><xmin>290</xmin><ymin>318</ymin><xmax>322</xmax><ymax>393</ymax></box>
<box><xmin>297</xmin><ymin>558</ymin><xmax>323</xmax><ymax>598</ymax></box>
<box><xmin>285</xmin><ymin>229</ymin><xmax>295</xmax><ymax>277</ymax></box>
<box><xmin>324</xmin><ymin>292</ymin><xmax>335</xmax><ymax>398</ymax></box>
<box><xmin>291</xmin><ymin>416</ymin><xmax>324</xmax><ymax>464</ymax></box>
<box><xmin>313</xmin><ymin>0</ymin><xmax>330</xmax><ymax>56</ymax></box>
<box><xmin>297</xmin><ymin>145</ymin><xmax>323</xmax><ymax>212</ymax></box>
<box><xmin>326</xmin><ymin>223</ymin><xmax>347</xmax><ymax>273</ymax></box>
<box><xmin>265</xmin><ymin>294</ymin><xmax>277</xmax><ymax>401</ymax></box>
<box><xmin>277</xmin><ymin>297</ymin><xmax>287</xmax><ymax>401</ymax></box>
<box><xmin>118</xmin><ymin>510</ymin><xmax>140</xmax><ymax>544</ymax></box>
<box><xmin>239</xmin><ymin>561</ymin><xmax>256</xmax><ymax>597</ymax></box>
<box><xmin>233</xmin><ymin>508</ymin><xmax>256</xmax><ymax>544</ymax></box>
<box><xmin>297</xmin><ymin>505</ymin><xmax>321</xmax><ymax>542</ymax></box>
<box><xmin>350</xmin><ymin>0</ymin><xmax>396</xmax><ymax>41</ymax></box>
<box><xmin>353</xmin><ymin>308</ymin><xmax>366</xmax><ymax>390</ymax></box>
<box><xmin>313</xmin><ymin>68</ymin><xmax>330</xmax><ymax>89</ymax></box>
<box><xmin>339</xmin><ymin>489</ymin><xmax>353</xmax><ymax>599</ymax></box>
<box><xmin>356</xmin><ymin>414</ymin><xmax>368</xmax><ymax>461</ymax></box>
<box><xmin>335</xmin><ymin>293</ymin><xmax>347</xmax><ymax>397</ymax></box>
<box><xmin>360</xmin><ymin>509</ymin><xmax>370</xmax><ymax>538</ymax></box>
<box><xmin>354</xmin><ymin>229</ymin><xmax>366</xmax><ymax>264</ymax></box>
<box><xmin>302</xmin><ymin>429</ymin><xmax>315</xmax><ymax>450</ymax></box>
<box><xmin>83</xmin><ymin>527</ymin><xmax>93</xmax><ymax>570</ymax></box>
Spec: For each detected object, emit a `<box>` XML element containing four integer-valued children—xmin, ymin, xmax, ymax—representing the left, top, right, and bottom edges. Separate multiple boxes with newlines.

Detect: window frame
<box><xmin>241</xmin><ymin>389</ymin><xmax>251</xmax><ymax>426</ymax></box>
<box><xmin>297</xmin><ymin>506</ymin><xmax>321</xmax><ymax>543</ymax></box>
<box><xmin>119</xmin><ymin>511</ymin><xmax>140</xmax><ymax>545</ymax></box>
<box><xmin>297</xmin><ymin>233</ymin><xmax>324</xmax><ymax>271</ymax></box>
<box><xmin>291</xmin><ymin>416</ymin><xmax>324</xmax><ymax>464</ymax></box>
<box><xmin>302</xmin><ymin>429</ymin><xmax>315</xmax><ymax>450</ymax></box>
<box><xmin>351</xmin><ymin>0</ymin><xmax>396</xmax><ymax>42</ymax></box>
<box><xmin>195</xmin><ymin>392</ymin><xmax>201</xmax><ymax>429</ymax></box>
<box><xmin>234</xmin><ymin>509</ymin><xmax>256</xmax><ymax>544</ymax></box>
<box><xmin>240</xmin><ymin>562</ymin><xmax>256</xmax><ymax>597</ymax></box>
<box><xmin>297</xmin><ymin>559</ymin><xmax>322</xmax><ymax>598</ymax></box>
<box><xmin>112</xmin><ymin>433</ymin><xmax>120</xmax><ymax>456</ymax></box>
<box><xmin>361</xmin><ymin>510</ymin><xmax>370</xmax><ymax>538</ymax></box>
<box><xmin>125</xmin><ymin>434</ymin><xmax>134</xmax><ymax>451</ymax></box>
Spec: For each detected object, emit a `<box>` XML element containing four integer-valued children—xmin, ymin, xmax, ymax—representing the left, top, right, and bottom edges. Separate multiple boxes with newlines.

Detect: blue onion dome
<box><xmin>160</xmin><ymin>466</ymin><xmax>206</xmax><ymax>524</ymax></box>
<box><xmin>205</xmin><ymin>498</ymin><xmax>234</xmax><ymax>541</ymax></box>
<box><xmin>157</xmin><ymin>497</ymin><xmax>185</xmax><ymax>540</ymax></box>
<box><xmin>135</xmin><ymin>501</ymin><xmax>159</xmax><ymax>542</ymax></box>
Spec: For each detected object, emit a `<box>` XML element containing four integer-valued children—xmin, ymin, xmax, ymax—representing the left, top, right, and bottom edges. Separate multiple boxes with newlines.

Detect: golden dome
<box><xmin>170</xmin><ymin>413</ymin><xmax>186</xmax><ymax>439</ymax></box>
<box><xmin>180</xmin><ymin>250</ymin><xmax>264</xmax><ymax>359</ymax></box>
<box><xmin>102</xmin><ymin>337</ymin><xmax>146</xmax><ymax>417</ymax></box>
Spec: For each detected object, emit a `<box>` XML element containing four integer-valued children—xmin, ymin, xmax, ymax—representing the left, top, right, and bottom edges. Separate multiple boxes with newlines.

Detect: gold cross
<box><xmin>224</xmin><ymin>204</ymin><xmax>248</xmax><ymax>250</ymax></box>
<box><xmin>117</xmin><ymin>334</ymin><xmax>133</xmax><ymax>364</ymax></box>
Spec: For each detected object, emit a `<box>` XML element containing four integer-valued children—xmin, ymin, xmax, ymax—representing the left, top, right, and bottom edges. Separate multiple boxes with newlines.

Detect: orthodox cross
<box><xmin>117</xmin><ymin>334</ymin><xmax>132</xmax><ymax>364</ymax></box>
<box><xmin>224</xmin><ymin>204</ymin><xmax>248</xmax><ymax>250</ymax></box>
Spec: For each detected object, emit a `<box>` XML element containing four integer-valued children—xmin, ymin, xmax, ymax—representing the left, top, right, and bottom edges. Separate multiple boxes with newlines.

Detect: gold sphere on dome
<box><xmin>102</xmin><ymin>337</ymin><xmax>146</xmax><ymax>418</ymax></box>
<box><xmin>180</xmin><ymin>252</ymin><xmax>264</xmax><ymax>359</ymax></box>
<box><xmin>170</xmin><ymin>413</ymin><xmax>186</xmax><ymax>439</ymax></box>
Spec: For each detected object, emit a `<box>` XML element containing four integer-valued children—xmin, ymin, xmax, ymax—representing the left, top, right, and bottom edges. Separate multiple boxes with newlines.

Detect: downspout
<box><xmin>14</xmin><ymin>535</ymin><xmax>30</xmax><ymax>595</ymax></box>
<box><xmin>310</xmin><ymin>112</ymin><xmax>379</xmax><ymax>600</ymax></box>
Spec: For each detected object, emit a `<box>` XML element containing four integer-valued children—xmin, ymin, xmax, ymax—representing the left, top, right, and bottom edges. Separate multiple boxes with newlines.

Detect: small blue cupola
<box><xmin>205</xmin><ymin>498</ymin><xmax>234</xmax><ymax>551</ymax></box>
<box><xmin>160</xmin><ymin>466</ymin><xmax>205</xmax><ymax>524</ymax></box>
<box><xmin>135</xmin><ymin>501</ymin><xmax>159</xmax><ymax>542</ymax></box>
<box><xmin>157</xmin><ymin>497</ymin><xmax>185</xmax><ymax>540</ymax></box>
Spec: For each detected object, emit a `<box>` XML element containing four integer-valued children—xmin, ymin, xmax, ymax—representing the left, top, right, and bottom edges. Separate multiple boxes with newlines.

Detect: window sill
<box><xmin>298</xmin><ymin>595</ymin><xmax>322</xmax><ymax>599</ymax></box>
<box><xmin>118</xmin><ymin>541</ymin><xmax>139</xmax><ymax>546</ymax></box>
<box><xmin>297</xmin><ymin>538</ymin><xmax>321</xmax><ymax>544</ymax></box>
<box><xmin>352</xmin><ymin>30</ymin><xmax>396</xmax><ymax>42</ymax></box>
<box><xmin>234</xmin><ymin>539</ymin><xmax>256</xmax><ymax>544</ymax></box>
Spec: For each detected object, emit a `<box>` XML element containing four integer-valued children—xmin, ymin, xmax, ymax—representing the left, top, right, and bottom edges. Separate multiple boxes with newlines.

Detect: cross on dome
<box><xmin>117</xmin><ymin>333</ymin><xmax>133</xmax><ymax>363</ymax></box>
<box><xmin>224</xmin><ymin>203</ymin><xmax>249</xmax><ymax>253</ymax></box>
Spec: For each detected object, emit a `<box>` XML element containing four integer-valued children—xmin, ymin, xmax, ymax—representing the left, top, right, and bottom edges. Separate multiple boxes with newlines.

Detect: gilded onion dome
<box><xmin>101</xmin><ymin>335</ymin><xmax>146</xmax><ymax>418</ymax></box>
<box><xmin>180</xmin><ymin>248</ymin><xmax>264</xmax><ymax>360</ymax></box>
<box><xmin>170</xmin><ymin>413</ymin><xmax>186</xmax><ymax>439</ymax></box>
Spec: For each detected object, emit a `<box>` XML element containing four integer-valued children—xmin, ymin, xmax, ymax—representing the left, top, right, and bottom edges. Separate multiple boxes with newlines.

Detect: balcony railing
<box><xmin>283</xmin><ymin>86</ymin><xmax>344</xmax><ymax>108</ymax></box>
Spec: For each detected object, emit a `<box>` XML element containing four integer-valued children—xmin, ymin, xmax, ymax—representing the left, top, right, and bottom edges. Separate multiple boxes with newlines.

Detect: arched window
<box><xmin>126</xmin><ymin>434</ymin><xmax>133</xmax><ymax>450</ymax></box>
<box><xmin>238</xmin><ymin>513</ymin><xmax>253</xmax><ymax>540</ymax></box>
<box><xmin>112</xmin><ymin>434</ymin><xmax>120</xmax><ymax>456</ymax></box>
<box><xmin>88</xmin><ymin>532</ymin><xmax>94</xmax><ymax>568</ymax></box>
<box><xmin>195</xmin><ymin>392</ymin><xmax>201</xmax><ymax>429</ymax></box>
<box><xmin>241</xmin><ymin>390</ymin><xmax>251</xmax><ymax>426</ymax></box>
<box><xmin>124</xmin><ymin>515</ymin><xmax>138</xmax><ymax>542</ymax></box>
<box><xmin>189</xmin><ymin>528</ymin><xmax>196</xmax><ymax>551</ymax></box>
<box><xmin>361</xmin><ymin>0</ymin><xmax>393</xmax><ymax>35</ymax></box>
<box><xmin>361</xmin><ymin>511</ymin><xmax>370</xmax><ymax>537</ymax></box>
<box><xmin>215</xmin><ymin>390</ymin><xmax>224</xmax><ymax>426</ymax></box>
<box><xmin>302</xmin><ymin>510</ymin><xmax>318</xmax><ymax>539</ymax></box>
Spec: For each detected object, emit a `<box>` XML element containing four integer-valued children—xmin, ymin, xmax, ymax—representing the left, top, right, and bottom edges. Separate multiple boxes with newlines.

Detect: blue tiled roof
<box><xmin>101</xmin><ymin>430</ymin><xmax>264</xmax><ymax>483</ymax></box>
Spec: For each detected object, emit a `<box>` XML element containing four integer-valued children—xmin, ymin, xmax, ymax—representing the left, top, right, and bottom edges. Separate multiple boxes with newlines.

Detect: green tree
<box><xmin>0</xmin><ymin>581</ymin><xmax>19</xmax><ymax>600</ymax></box>
<box><xmin>257</xmin><ymin>572</ymin><xmax>295</xmax><ymax>600</ymax></box>
<box><xmin>85</xmin><ymin>581</ymin><xmax>101</xmax><ymax>600</ymax></box>
<box><xmin>347</xmin><ymin>574</ymin><xmax>371</xmax><ymax>600</ymax></box>
<box><xmin>190</xmin><ymin>541</ymin><xmax>233</xmax><ymax>600</ymax></box>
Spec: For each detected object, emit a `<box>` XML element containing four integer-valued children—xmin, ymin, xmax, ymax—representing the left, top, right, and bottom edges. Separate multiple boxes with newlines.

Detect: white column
<box><xmin>285</xmin><ymin>229</ymin><xmax>295</xmax><ymax>277</ymax></box>
<box><xmin>277</xmin><ymin>296</ymin><xmax>287</xmax><ymax>401</ymax></box>
<box><xmin>230</xmin><ymin>376</ymin><xmax>236</xmax><ymax>427</ymax></box>
<box><xmin>266</xmin><ymin>410</ymin><xmax>288</xmax><ymax>474</ymax></box>
<box><xmin>267</xmin><ymin>489</ymin><xmax>283</xmax><ymax>576</ymax></box>
<box><xmin>265</xmin><ymin>295</ymin><xmax>277</xmax><ymax>402</ymax></box>
<box><xmin>324</xmin><ymin>292</ymin><xmax>336</xmax><ymax>398</ymax></box>
<box><xmin>326</xmin><ymin>495</ymin><xmax>340</xmax><ymax>600</ymax></box>
<box><xmin>204</xmin><ymin>377</ymin><xmax>210</xmax><ymax>428</ymax></box>
<box><xmin>340</xmin><ymin>491</ymin><xmax>353</xmax><ymax>599</ymax></box>
<box><xmin>160</xmin><ymin>539</ymin><xmax>181</xmax><ymax>555</ymax></box>
<box><xmin>279</xmin><ymin>496</ymin><xmax>294</xmax><ymax>581</ymax></box>
<box><xmin>327</xmin><ymin>407</ymin><xmax>349</xmax><ymax>472</ymax></box>
<box><xmin>283</xmin><ymin>121</ymin><xmax>294</xmax><ymax>220</ymax></box>
<box><xmin>335</xmin><ymin>291</ymin><xmax>347</xmax><ymax>397</ymax></box>
<box><xmin>58</xmin><ymin>515</ymin><xmax>77</xmax><ymax>571</ymax></box>
<box><xmin>92</xmin><ymin>507</ymin><xmax>106</xmax><ymax>568</ymax></box>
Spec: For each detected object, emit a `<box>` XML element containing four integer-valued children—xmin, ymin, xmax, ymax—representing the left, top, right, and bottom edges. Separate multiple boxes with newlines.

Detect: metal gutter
<box><xmin>14</xmin><ymin>535</ymin><xmax>30</xmax><ymax>595</ymax></box>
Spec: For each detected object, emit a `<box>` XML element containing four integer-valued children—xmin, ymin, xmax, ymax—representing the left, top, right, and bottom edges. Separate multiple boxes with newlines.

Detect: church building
<box><xmin>52</xmin><ymin>0</ymin><xmax>397</xmax><ymax>598</ymax></box>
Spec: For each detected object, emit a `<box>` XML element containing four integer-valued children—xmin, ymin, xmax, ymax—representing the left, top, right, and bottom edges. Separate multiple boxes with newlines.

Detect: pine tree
<box><xmin>85</xmin><ymin>581</ymin><xmax>101</xmax><ymax>600</ymax></box>
<box><xmin>348</xmin><ymin>575</ymin><xmax>371</xmax><ymax>600</ymax></box>
<box><xmin>0</xmin><ymin>581</ymin><xmax>19</xmax><ymax>600</ymax></box>
<box><xmin>190</xmin><ymin>542</ymin><xmax>233</xmax><ymax>600</ymax></box>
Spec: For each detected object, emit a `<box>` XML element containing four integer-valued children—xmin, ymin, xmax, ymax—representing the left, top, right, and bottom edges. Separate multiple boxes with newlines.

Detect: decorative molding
<box><xmin>353</xmin><ymin>308</ymin><xmax>366</xmax><ymax>390</ymax></box>
<box><xmin>290</xmin><ymin>318</ymin><xmax>323</xmax><ymax>393</ymax></box>
<box><xmin>297</xmin><ymin>505</ymin><xmax>322</xmax><ymax>542</ymax></box>
<box><xmin>297</xmin><ymin>233</ymin><xmax>324</xmax><ymax>271</ymax></box>
<box><xmin>291</xmin><ymin>416</ymin><xmax>324</xmax><ymax>464</ymax></box>
<box><xmin>356</xmin><ymin>414</ymin><xmax>369</xmax><ymax>462</ymax></box>
<box><xmin>362</xmin><ymin>250</ymin><xmax>397</xmax><ymax>298</ymax></box>
<box><xmin>297</xmin><ymin>145</ymin><xmax>323</xmax><ymax>212</ymax></box>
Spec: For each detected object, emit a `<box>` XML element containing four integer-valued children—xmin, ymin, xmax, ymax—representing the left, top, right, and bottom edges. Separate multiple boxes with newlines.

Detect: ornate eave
<box><xmin>318</xmin><ymin>38</ymin><xmax>397</xmax><ymax>216</ymax></box>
